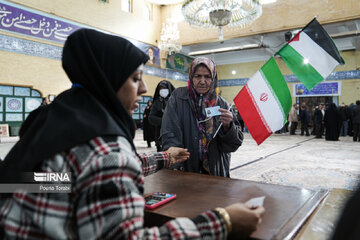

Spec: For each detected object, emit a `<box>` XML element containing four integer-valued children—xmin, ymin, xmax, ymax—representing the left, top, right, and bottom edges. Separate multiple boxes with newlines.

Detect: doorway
<box><xmin>298</xmin><ymin>96</ymin><xmax>333</xmax><ymax>113</ymax></box>
<box><xmin>297</xmin><ymin>96</ymin><xmax>333</xmax><ymax>129</ymax></box>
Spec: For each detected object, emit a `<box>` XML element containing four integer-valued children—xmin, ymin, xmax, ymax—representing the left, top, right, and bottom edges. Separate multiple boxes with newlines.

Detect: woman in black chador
<box><xmin>148</xmin><ymin>80</ymin><xmax>175</xmax><ymax>151</ymax></box>
<box><xmin>142</xmin><ymin>100</ymin><xmax>155</xmax><ymax>147</ymax></box>
<box><xmin>324</xmin><ymin>103</ymin><xmax>341</xmax><ymax>141</ymax></box>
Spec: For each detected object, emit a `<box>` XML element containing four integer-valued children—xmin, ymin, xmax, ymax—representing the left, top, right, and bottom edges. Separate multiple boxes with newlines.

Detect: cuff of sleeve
<box><xmin>163</xmin><ymin>151</ymin><xmax>171</xmax><ymax>168</ymax></box>
<box><xmin>192</xmin><ymin>210</ymin><xmax>228</xmax><ymax>238</ymax></box>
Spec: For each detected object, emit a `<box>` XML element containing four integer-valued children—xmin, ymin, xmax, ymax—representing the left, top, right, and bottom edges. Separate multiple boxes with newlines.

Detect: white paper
<box><xmin>245</xmin><ymin>196</ymin><xmax>266</xmax><ymax>208</ymax></box>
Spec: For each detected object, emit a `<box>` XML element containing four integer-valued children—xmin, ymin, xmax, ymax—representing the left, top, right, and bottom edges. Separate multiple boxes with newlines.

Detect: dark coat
<box><xmin>324</xmin><ymin>104</ymin><xmax>341</xmax><ymax>141</ymax></box>
<box><xmin>314</xmin><ymin>108</ymin><xmax>324</xmax><ymax>124</ymax></box>
<box><xmin>339</xmin><ymin>106</ymin><xmax>349</xmax><ymax>121</ymax></box>
<box><xmin>148</xmin><ymin>99</ymin><xmax>164</xmax><ymax>143</ymax></box>
<box><xmin>161</xmin><ymin>87</ymin><xmax>243</xmax><ymax>177</ymax></box>
<box><xmin>143</xmin><ymin>106</ymin><xmax>155</xmax><ymax>142</ymax></box>
<box><xmin>300</xmin><ymin>109</ymin><xmax>310</xmax><ymax>124</ymax></box>
<box><xmin>353</xmin><ymin>105</ymin><xmax>360</xmax><ymax>124</ymax></box>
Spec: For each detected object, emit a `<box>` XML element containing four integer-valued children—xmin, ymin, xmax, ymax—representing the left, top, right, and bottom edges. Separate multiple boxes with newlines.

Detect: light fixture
<box><xmin>182</xmin><ymin>0</ymin><xmax>262</xmax><ymax>40</ymax></box>
<box><xmin>188</xmin><ymin>43</ymin><xmax>260</xmax><ymax>56</ymax></box>
<box><xmin>146</xmin><ymin>0</ymin><xmax>184</xmax><ymax>5</ymax></box>
<box><xmin>158</xmin><ymin>18</ymin><xmax>182</xmax><ymax>54</ymax></box>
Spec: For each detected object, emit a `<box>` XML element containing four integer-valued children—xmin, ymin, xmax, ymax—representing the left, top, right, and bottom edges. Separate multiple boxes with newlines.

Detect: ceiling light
<box><xmin>188</xmin><ymin>43</ymin><xmax>260</xmax><ymax>56</ymax></box>
<box><xmin>182</xmin><ymin>0</ymin><xmax>262</xmax><ymax>40</ymax></box>
<box><xmin>232</xmin><ymin>70</ymin><xmax>236</xmax><ymax>75</ymax></box>
<box><xmin>158</xmin><ymin>18</ymin><xmax>182</xmax><ymax>54</ymax></box>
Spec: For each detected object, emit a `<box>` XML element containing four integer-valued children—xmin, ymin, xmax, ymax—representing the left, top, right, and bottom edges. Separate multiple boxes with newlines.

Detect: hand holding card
<box><xmin>245</xmin><ymin>196</ymin><xmax>266</xmax><ymax>209</ymax></box>
<box><xmin>205</xmin><ymin>106</ymin><xmax>221</xmax><ymax>117</ymax></box>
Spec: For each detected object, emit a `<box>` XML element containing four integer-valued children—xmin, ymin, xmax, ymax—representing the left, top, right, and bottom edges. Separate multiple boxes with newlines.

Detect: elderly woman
<box><xmin>0</xmin><ymin>30</ymin><xmax>263</xmax><ymax>239</ymax></box>
<box><xmin>161</xmin><ymin>57</ymin><xmax>243</xmax><ymax>177</ymax></box>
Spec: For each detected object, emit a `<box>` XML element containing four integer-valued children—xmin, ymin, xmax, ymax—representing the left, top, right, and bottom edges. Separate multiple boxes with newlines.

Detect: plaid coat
<box><xmin>0</xmin><ymin>136</ymin><xmax>227</xmax><ymax>239</ymax></box>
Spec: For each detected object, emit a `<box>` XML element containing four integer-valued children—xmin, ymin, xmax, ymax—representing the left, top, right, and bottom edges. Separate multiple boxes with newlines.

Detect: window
<box><xmin>143</xmin><ymin>4</ymin><xmax>152</xmax><ymax>21</ymax></box>
<box><xmin>121</xmin><ymin>0</ymin><xmax>132</xmax><ymax>13</ymax></box>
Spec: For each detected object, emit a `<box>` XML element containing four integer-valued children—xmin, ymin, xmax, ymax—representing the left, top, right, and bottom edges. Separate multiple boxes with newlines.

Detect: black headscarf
<box><xmin>153</xmin><ymin>80</ymin><xmax>175</xmax><ymax>111</ymax></box>
<box><xmin>0</xmin><ymin>29</ymin><xmax>149</xmax><ymax>183</ymax></box>
<box><xmin>153</xmin><ymin>80</ymin><xmax>175</xmax><ymax>101</ymax></box>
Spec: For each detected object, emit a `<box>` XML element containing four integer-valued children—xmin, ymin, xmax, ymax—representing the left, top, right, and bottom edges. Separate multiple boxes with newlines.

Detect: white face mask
<box><xmin>159</xmin><ymin>89</ymin><xmax>169</xmax><ymax>98</ymax></box>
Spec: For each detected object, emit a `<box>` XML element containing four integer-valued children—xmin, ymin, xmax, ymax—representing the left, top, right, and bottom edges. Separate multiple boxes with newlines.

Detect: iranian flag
<box><xmin>234</xmin><ymin>57</ymin><xmax>291</xmax><ymax>145</ymax></box>
<box><xmin>277</xmin><ymin>18</ymin><xmax>345</xmax><ymax>90</ymax></box>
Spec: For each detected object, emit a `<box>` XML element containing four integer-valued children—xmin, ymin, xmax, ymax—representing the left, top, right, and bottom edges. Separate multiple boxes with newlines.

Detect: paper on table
<box><xmin>245</xmin><ymin>196</ymin><xmax>266</xmax><ymax>208</ymax></box>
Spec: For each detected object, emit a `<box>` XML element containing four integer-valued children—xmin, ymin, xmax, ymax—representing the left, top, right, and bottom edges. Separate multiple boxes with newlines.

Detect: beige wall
<box><xmin>0</xmin><ymin>0</ymin><xmax>167</xmax><ymax>97</ymax></box>
<box><xmin>9</xmin><ymin>0</ymin><xmax>162</xmax><ymax>46</ymax></box>
<box><xmin>0</xmin><ymin>48</ymin><xmax>186</xmax><ymax>98</ymax></box>
<box><xmin>0</xmin><ymin>1</ymin><xmax>358</xmax><ymax>102</ymax></box>
<box><xmin>142</xmin><ymin>75</ymin><xmax>187</xmax><ymax>98</ymax></box>
<box><xmin>0</xmin><ymin>51</ymin><xmax>70</xmax><ymax>96</ymax></box>
<box><xmin>217</xmin><ymin>50</ymin><xmax>360</xmax><ymax>105</ymax></box>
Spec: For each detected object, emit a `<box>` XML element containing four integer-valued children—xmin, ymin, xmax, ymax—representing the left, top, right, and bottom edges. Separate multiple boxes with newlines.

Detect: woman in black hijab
<box><xmin>149</xmin><ymin>80</ymin><xmax>175</xmax><ymax>151</ymax></box>
<box><xmin>324</xmin><ymin>103</ymin><xmax>341</xmax><ymax>141</ymax></box>
<box><xmin>0</xmin><ymin>29</ymin><xmax>264</xmax><ymax>239</ymax></box>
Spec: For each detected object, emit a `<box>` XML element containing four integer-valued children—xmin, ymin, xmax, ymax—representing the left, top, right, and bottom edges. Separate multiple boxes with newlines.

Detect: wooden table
<box><xmin>144</xmin><ymin>169</ymin><xmax>328</xmax><ymax>240</ymax></box>
<box><xmin>294</xmin><ymin>188</ymin><xmax>352</xmax><ymax>240</ymax></box>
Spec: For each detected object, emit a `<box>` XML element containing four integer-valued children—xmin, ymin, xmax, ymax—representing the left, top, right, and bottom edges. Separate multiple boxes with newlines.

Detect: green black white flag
<box><xmin>277</xmin><ymin>18</ymin><xmax>345</xmax><ymax>90</ymax></box>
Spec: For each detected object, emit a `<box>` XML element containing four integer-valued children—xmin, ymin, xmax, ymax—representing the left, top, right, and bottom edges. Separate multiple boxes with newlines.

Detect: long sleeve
<box><xmin>0</xmin><ymin>136</ymin><xmax>228</xmax><ymax>239</ymax></box>
<box><xmin>161</xmin><ymin>94</ymin><xmax>184</xmax><ymax>151</ymax></box>
<box><xmin>74</xmin><ymin>136</ymin><xmax>228</xmax><ymax>239</ymax></box>
<box><xmin>139</xmin><ymin>151</ymin><xmax>171</xmax><ymax>176</ymax></box>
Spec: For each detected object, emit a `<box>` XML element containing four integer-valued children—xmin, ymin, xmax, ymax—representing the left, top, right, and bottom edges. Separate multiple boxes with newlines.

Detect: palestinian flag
<box><xmin>234</xmin><ymin>57</ymin><xmax>291</xmax><ymax>145</ymax></box>
<box><xmin>277</xmin><ymin>18</ymin><xmax>345</xmax><ymax>90</ymax></box>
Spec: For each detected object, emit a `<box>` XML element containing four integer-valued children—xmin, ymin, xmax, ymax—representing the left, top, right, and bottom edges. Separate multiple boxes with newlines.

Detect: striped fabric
<box><xmin>0</xmin><ymin>136</ymin><xmax>227</xmax><ymax>239</ymax></box>
<box><xmin>277</xmin><ymin>18</ymin><xmax>344</xmax><ymax>90</ymax></box>
<box><xmin>234</xmin><ymin>57</ymin><xmax>291</xmax><ymax>145</ymax></box>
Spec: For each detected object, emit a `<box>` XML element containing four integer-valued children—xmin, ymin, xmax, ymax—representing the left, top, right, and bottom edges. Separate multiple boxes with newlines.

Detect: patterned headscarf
<box><xmin>188</xmin><ymin>57</ymin><xmax>218</xmax><ymax>173</ymax></box>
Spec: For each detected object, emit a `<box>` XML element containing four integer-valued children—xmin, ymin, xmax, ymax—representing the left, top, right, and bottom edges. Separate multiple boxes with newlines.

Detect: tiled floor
<box><xmin>1</xmin><ymin>130</ymin><xmax>359</xmax><ymax>191</ymax></box>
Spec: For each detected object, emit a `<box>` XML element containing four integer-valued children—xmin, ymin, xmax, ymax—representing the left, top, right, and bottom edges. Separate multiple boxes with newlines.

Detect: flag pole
<box><xmin>213</xmin><ymin>102</ymin><xmax>234</xmax><ymax>139</ymax></box>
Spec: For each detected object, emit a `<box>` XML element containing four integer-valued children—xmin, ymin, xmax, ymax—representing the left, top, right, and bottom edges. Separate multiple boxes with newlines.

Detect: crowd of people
<box><xmin>272</xmin><ymin>101</ymin><xmax>360</xmax><ymax>142</ymax></box>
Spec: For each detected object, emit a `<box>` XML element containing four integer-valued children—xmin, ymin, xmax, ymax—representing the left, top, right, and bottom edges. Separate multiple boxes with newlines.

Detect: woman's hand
<box><xmin>219</xmin><ymin>108</ymin><xmax>233</xmax><ymax>131</ymax></box>
<box><xmin>166</xmin><ymin>147</ymin><xmax>190</xmax><ymax>166</ymax></box>
<box><xmin>225</xmin><ymin>203</ymin><xmax>265</xmax><ymax>239</ymax></box>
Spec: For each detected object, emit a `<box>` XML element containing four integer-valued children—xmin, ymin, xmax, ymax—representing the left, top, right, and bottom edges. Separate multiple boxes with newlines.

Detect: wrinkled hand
<box><xmin>219</xmin><ymin>108</ymin><xmax>233</xmax><ymax>130</ymax></box>
<box><xmin>166</xmin><ymin>147</ymin><xmax>190</xmax><ymax>166</ymax></box>
<box><xmin>225</xmin><ymin>203</ymin><xmax>265</xmax><ymax>239</ymax></box>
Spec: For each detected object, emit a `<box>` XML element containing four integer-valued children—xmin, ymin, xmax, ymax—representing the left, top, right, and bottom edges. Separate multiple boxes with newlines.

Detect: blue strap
<box><xmin>72</xmin><ymin>83</ymin><xmax>83</xmax><ymax>88</ymax></box>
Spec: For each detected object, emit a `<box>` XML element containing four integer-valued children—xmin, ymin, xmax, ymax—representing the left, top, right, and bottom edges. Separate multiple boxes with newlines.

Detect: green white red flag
<box><xmin>277</xmin><ymin>18</ymin><xmax>345</xmax><ymax>90</ymax></box>
<box><xmin>234</xmin><ymin>57</ymin><xmax>292</xmax><ymax>145</ymax></box>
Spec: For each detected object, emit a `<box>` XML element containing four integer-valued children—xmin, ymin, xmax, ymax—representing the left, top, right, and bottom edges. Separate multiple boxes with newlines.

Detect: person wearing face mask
<box><xmin>148</xmin><ymin>80</ymin><xmax>175</xmax><ymax>151</ymax></box>
<box><xmin>161</xmin><ymin>57</ymin><xmax>244</xmax><ymax>177</ymax></box>
<box><xmin>0</xmin><ymin>29</ymin><xmax>265</xmax><ymax>240</ymax></box>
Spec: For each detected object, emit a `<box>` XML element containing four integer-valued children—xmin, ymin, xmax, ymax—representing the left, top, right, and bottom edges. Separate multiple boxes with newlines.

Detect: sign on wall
<box><xmin>0</xmin><ymin>0</ymin><xmax>161</xmax><ymax>65</ymax></box>
<box><xmin>293</xmin><ymin>81</ymin><xmax>341</xmax><ymax>97</ymax></box>
<box><xmin>166</xmin><ymin>53</ymin><xmax>194</xmax><ymax>73</ymax></box>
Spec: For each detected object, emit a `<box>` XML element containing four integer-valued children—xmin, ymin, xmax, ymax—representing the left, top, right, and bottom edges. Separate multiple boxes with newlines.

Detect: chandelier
<box><xmin>182</xmin><ymin>0</ymin><xmax>262</xmax><ymax>40</ymax></box>
<box><xmin>146</xmin><ymin>0</ymin><xmax>184</xmax><ymax>5</ymax></box>
<box><xmin>158</xmin><ymin>18</ymin><xmax>182</xmax><ymax>55</ymax></box>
